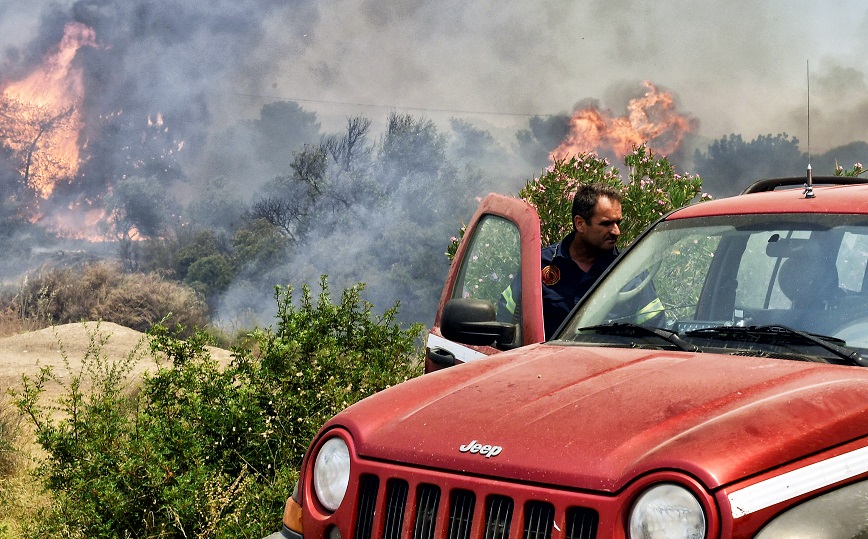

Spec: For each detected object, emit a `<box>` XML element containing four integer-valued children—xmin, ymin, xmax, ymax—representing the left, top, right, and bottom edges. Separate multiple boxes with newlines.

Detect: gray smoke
<box><xmin>2</xmin><ymin>0</ymin><xmax>868</xmax><ymax>327</ymax></box>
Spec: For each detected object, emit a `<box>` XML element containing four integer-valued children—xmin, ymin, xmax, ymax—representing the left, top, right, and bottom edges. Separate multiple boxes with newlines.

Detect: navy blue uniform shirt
<box><xmin>541</xmin><ymin>231</ymin><xmax>618</xmax><ymax>339</ymax></box>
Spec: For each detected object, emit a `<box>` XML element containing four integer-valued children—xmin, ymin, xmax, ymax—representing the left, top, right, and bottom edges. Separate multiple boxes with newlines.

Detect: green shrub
<box><xmin>13</xmin><ymin>277</ymin><xmax>423</xmax><ymax>538</ymax></box>
<box><xmin>519</xmin><ymin>144</ymin><xmax>709</xmax><ymax>247</ymax></box>
<box><xmin>447</xmin><ymin>144</ymin><xmax>710</xmax><ymax>259</ymax></box>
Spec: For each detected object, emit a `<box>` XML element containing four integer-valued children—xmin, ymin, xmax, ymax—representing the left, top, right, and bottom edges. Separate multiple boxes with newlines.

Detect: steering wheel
<box><xmin>617</xmin><ymin>260</ymin><xmax>662</xmax><ymax>301</ymax></box>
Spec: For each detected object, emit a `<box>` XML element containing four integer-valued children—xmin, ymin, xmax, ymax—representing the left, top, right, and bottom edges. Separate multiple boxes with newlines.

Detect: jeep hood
<box><xmin>331</xmin><ymin>344</ymin><xmax>868</xmax><ymax>492</ymax></box>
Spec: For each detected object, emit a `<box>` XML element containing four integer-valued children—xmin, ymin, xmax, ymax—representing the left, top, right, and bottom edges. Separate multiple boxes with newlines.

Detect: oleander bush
<box><xmin>446</xmin><ymin>144</ymin><xmax>710</xmax><ymax>261</ymax></box>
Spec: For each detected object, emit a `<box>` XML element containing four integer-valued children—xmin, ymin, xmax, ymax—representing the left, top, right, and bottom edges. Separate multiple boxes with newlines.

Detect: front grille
<box><xmin>356</xmin><ymin>475</ymin><xmax>379</xmax><ymax>539</ymax></box>
<box><xmin>447</xmin><ymin>490</ymin><xmax>475</xmax><ymax>539</ymax></box>
<box><xmin>524</xmin><ymin>501</ymin><xmax>554</xmax><ymax>539</ymax></box>
<box><xmin>566</xmin><ymin>507</ymin><xmax>599</xmax><ymax>539</ymax></box>
<box><xmin>484</xmin><ymin>495</ymin><xmax>513</xmax><ymax>539</ymax></box>
<box><xmin>353</xmin><ymin>475</ymin><xmax>598</xmax><ymax>539</ymax></box>
<box><xmin>384</xmin><ymin>480</ymin><xmax>408</xmax><ymax>539</ymax></box>
<box><xmin>413</xmin><ymin>484</ymin><xmax>440</xmax><ymax>539</ymax></box>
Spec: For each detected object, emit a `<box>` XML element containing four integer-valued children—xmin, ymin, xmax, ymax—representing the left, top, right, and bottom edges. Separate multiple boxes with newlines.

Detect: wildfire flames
<box><xmin>1</xmin><ymin>21</ymin><xmax>96</xmax><ymax>198</ymax></box>
<box><xmin>550</xmin><ymin>81</ymin><xmax>696</xmax><ymax>161</ymax></box>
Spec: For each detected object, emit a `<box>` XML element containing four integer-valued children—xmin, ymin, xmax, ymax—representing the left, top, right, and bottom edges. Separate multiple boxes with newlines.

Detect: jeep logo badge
<box><xmin>459</xmin><ymin>440</ymin><xmax>502</xmax><ymax>458</ymax></box>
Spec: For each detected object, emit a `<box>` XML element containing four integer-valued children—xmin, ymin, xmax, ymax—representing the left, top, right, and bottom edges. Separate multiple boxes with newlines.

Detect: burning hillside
<box><xmin>1</xmin><ymin>22</ymin><xmax>95</xmax><ymax>199</ymax></box>
<box><xmin>0</xmin><ymin>17</ymin><xmax>186</xmax><ymax>241</ymax></box>
<box><xmin>550</xmin><ymin>81</ymin><xmax>697</xmax><ymax>161</ymax></box>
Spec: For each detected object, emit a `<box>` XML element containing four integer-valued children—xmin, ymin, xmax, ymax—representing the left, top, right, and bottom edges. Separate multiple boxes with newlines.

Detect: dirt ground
<box><xmin>0</xmin><ymin>321</ymin><xmax>234</xmax><ymax>410</ymax></box>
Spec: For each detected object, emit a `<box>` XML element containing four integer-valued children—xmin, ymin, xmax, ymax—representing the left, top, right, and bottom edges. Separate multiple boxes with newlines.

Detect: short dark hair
<box><xmin>572</xmin><ymin>183</ymin><xmax>622</xmax><ymax>225</ymax></box>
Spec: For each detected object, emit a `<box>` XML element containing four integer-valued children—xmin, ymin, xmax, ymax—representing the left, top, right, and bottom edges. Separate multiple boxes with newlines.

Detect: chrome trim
<box><xmin>427</xmin><ymin>333</ymin><xmax>489</xmax><ymax>363</ymax></box>
<box><xmin>728</xmin><ymin>445</ymin><xmax>868</xmax><ymax>518</ymax></box>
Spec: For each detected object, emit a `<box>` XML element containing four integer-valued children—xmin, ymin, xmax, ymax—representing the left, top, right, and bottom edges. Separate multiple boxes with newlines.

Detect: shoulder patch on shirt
<box><xmin>541</xmin><ymin>265</ymin><xmax>561</xmax><ymax>286</ymax></box>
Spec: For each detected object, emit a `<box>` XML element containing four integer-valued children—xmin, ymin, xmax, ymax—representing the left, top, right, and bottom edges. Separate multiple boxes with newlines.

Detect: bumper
<box><xmin>264</xmin><ymin>524</ymin><xmax>303</xmax><ymax>539</ymax></box>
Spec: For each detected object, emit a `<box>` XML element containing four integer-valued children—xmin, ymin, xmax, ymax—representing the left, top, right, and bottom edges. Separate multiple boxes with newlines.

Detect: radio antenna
<box><xmin>805</xmin><ymin>59</ymin><xmax>815</xmax><ymax>198</ymax></box>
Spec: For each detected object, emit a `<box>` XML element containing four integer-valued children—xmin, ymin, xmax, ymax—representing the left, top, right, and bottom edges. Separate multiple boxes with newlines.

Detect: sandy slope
<box><xmin>0</xmin><ymin>321</ymin><xmax>233</xmax><ymax>409</ymax></box>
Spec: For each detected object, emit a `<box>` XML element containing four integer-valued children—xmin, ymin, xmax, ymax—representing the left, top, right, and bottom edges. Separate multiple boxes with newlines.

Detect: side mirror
<box><xmin>441</xmin><ymin>298</ymin><xmax>516</xmax><ymax>348</ymax></box>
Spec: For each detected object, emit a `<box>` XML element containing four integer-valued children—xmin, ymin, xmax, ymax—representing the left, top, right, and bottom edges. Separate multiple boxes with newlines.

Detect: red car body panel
<box><xmin>670</xmin><ymin>184</ymin><xmax>868</xmax><ymax>219</ymax></box>
<box><xmin>329</xmin><ymin>344</ymin><xmax>868</xmax><ymax>493</ymax></box>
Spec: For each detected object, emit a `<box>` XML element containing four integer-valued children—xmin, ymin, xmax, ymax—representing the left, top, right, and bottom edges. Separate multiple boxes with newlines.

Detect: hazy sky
<box><xmin>251</xmin><ymin>0</ymin><xmax>868</xmax><ymax>152</ymax></box>
<box><xmin>2</xmin><ymin>0</ymin><xmax>867</xmax><ymax>153</ymax></box>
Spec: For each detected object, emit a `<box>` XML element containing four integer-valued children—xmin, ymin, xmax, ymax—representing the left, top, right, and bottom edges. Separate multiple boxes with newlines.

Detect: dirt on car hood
<box><xmin>331</xmin><ymin>343</ymin><xmax>868</xmax><ymax>492</ymax></box>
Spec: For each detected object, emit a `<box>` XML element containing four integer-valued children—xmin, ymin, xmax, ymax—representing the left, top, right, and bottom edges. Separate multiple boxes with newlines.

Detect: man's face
<box><xmin>575</xmin><ymin>196</ymin><xmax>622</xmax><ymax>251</ymax></box>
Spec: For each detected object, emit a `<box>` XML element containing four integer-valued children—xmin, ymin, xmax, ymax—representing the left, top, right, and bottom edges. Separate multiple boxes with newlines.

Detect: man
<box><xmin>500</xmin><ymin>183</ymin><xmax>662</xmax><ymax>339</ymax></box>
<box><xmin>538</xmin><ymin>183</ymin><xmax>624</xmax><ymax>338</ymax></box>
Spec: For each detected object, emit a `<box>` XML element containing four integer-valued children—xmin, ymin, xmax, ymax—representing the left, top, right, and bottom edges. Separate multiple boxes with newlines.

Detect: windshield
<box><xmin>560</xmin><ymin>213</ymin><xmax>868</xmax><ymax>363</ymax></box>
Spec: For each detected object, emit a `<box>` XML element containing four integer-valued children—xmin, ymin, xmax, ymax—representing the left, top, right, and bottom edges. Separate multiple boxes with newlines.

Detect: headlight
<box><xmin>629</xmin><ymin>483</ymin><xmax>706</xmax><ymax>539</ymax></box>
<box><xmin>313</xmin><ymin>437</ymin><xmax>351</xmax><ymax>512</ymax></box>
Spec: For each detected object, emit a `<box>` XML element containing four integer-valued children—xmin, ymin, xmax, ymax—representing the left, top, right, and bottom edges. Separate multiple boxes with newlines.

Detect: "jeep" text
<box><xmin>459</xmin><ymin>440</ymin><xmax>502</xmax><ymax>458</ymax></box>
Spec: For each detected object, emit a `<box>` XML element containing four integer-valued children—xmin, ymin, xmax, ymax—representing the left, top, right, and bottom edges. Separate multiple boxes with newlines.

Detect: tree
<box><xmin>379</xmin><ymin>112</ymin><xmax>448</xmax><ymax>189</ymax></box>
<box><xmin>448</xmin><ymin>118</ymin><xmax>496</xmax><ymax>162</ymax></box>
<box><xmin>248</xmin><ymin>197</ymin><xmax>306</xmax><ymax>241</ymax></box>
<box><xmin>253</xmin><ymin>101</ymin><xmax>321</xmax><ymax>172</ymax></box>
<box><xmin>175</xmin><ymin>229</ymin><xmax>231</xmax><ymax>281</ymax></box>
<box><xmin>515</xmin><ymin>114</ymin><xmax>571</xmax><ymax>168</ymax></box>
<box><xmin>232</xmin><ymin>218</ymin><xmax>289</xmax><ymax>276</ymax></box>
<box><xmin>106</xmin><ymin>176</ymin><xmax>176</xmax><ymax>240</ymax></box>
<box><xmin>323</xmin><ymin>116</ymin><xmax>372</xmax><ymax>173</ymax></box>
<box><xmin>0</xmin><ymin>96</ymin><xmax>77</xmax><ymax>201</ymax></box>
<box><xmin>104</xmin><ymin>176</ymin><xmax>179</xmax><ymax>270</ymax></box>
<box><xmin>248</xmin><ymin>144</ymin><xmax>330</xmax><ymax>243</ymax></box>
<box><xmin>693</xmin><ymin>133</ymin><xmax>805</xmax><ymax>197</ymax></box>
<box><xmin>187</xmin><ymin>176</ymin><xmax>245</xmax><ymax>232</ymax></box>
<box><xmin>186</xmin><ymin>253</ymin><xmax>234</xmax><ymax>298</ymax></box>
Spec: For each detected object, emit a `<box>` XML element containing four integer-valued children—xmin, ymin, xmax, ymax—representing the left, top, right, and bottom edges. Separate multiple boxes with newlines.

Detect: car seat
<box><xmin>777</xmin><ymin>244</ymin><xmax>841</xmax><ymax>310</ymax></box>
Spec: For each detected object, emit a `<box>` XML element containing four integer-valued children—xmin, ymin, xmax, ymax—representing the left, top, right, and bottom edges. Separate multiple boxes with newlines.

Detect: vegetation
<box><xmin>7</xmin><ymin>276</ymin><xmax>422</xmax><ymax>538</ymax></box>
<box><xmin>448</xmin><ymin>143</ymin><xmax>710</xmax><ymax>260</ymax></box>
<box><xmin>1</xmin><ymin>262</ymin><xmax>209</xmax><ymax>335</ymax></box>
<box><xmin>694</xmin><ymin>133</ymin><xmax>867</xmax><ymax>196</ymax></box>
<box><xmin>520</xmin><ymin>144</ymin><xmax>709</xmax><ymax>247</ymax></box>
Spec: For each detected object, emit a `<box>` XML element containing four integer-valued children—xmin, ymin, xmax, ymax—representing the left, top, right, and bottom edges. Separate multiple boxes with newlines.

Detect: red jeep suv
<box><xmin>268</xmin><ymin>176</ymin><xmax>868</xmax><ymax>539</ymax></box>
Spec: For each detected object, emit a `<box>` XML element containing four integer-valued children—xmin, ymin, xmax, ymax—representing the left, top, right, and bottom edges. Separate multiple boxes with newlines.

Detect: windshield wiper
<box><xmin>685</xmin><ymin>324</ymin><xmax>868</xmax><ymax>367</ymax></box>
<box><xmin>577</xmin><ymin>323</ymin><xmax>700</xmax><ymax>352</ymax></box>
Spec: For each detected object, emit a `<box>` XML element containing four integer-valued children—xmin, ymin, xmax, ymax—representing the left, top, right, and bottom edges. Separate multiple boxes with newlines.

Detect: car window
<box><xmin>736</xmin><ymin>230</ymin><xmax>812</xmax><ymax>310</ymax></box>
<box><xmin>563</xmin><ymin>214</ymin><xmax>868</xmax><ymax>358</ymax></box>
<box><xmin>838</xmin><ymin>231</ymin><xmax>868</xmax><ymax>292</ymax></box>
<box><xmin>450</xmin><ymin>215</ymin><xmax>522</xmax><ymax>345</ymax></box>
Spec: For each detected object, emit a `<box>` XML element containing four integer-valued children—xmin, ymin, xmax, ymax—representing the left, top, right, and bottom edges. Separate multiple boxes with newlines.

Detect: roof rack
<box><xmin>741</xmin><ymin>176</ymin><xmax>868</xmax><ymax>194</ymax></box>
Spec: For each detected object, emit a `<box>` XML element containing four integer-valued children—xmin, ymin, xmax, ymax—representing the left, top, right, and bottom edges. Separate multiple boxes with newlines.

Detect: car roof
<box><xmin>670</xmin><ymin>180</ymin><xmax>868</xmax><ymax>220</ymax></box>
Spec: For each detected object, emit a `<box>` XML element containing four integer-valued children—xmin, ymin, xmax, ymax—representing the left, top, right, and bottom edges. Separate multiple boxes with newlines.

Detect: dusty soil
<box><xmin>0</xmin><ymin>321</ymin><xmax>234</xmax><ymax>410</ymax></box>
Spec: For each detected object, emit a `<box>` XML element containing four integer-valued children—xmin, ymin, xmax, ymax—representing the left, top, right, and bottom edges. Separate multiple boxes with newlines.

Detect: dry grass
<box><xmin>0</xmin><ymin>401</ymin><xmax>47</xmax><ymax>539</ymax></box>
<box><xmin>2</xmin><ymin>262</ymin><xmax>210</xmax><ymax>334</ymax></box>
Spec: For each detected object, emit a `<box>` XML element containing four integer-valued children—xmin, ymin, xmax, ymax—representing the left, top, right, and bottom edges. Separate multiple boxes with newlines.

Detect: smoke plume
<box><xmin>1</xmin><ymin>0</ymin><xmax>867</xmax><ymax>327</ymax></box>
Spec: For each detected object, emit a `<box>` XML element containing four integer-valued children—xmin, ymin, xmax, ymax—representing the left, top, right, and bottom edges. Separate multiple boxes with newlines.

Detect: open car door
<box><xmin>426</xmin><ymin>194</ymin><xmax>543</xmax><ymax>372</ymax></box>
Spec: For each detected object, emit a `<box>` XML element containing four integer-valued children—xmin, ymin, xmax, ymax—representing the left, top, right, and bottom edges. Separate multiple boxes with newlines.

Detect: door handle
<box><xmin>428</xmin><ymin>347</ymin><xmax>456</xmax><ymax>367</ymax></box>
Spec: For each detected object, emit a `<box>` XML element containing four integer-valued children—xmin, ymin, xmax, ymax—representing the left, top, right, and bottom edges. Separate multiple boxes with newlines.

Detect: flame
<box><xmin>1</xmin><ymin>21</ymin><xmax>96</xmax><ymax>198</ymax></box>
<box><xmin>550</xmin><ymin>81</ymin><xmax>696</xmax><ymax>161</ymax></box>
<box><xmin>42</xmin><ymin>199</ymin><xmax>108</xmax><ymax>241</ymax></box>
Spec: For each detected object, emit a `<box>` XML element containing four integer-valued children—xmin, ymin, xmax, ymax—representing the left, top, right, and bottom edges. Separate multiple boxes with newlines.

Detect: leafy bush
<box><xmin>0</xmin><ymin>399</ymin><xmax>23</xmax><ymax>539</ymax></box>
<box><xmin>447</xmin><ymin>144</ymin><xmax>709</xmax><ymax>260</ymax></box>
<box><xmin>835</xmin><ymin>162</ymin><xmax>866</xmax><ymax>177</ymax></box>
<box><xmin>13</xmin><ymin>277</ymin><xmax>423</xmax><ymax>538</ymax></box>
<box><xmin>520</xmin><ymin>144</ymin><xmax>708</xmax><ymax>247</ymax></box>
<box><xmin>4</xmin><ymin>262</ymin><xmax>209</xmax><ymax>333</ymax></box>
